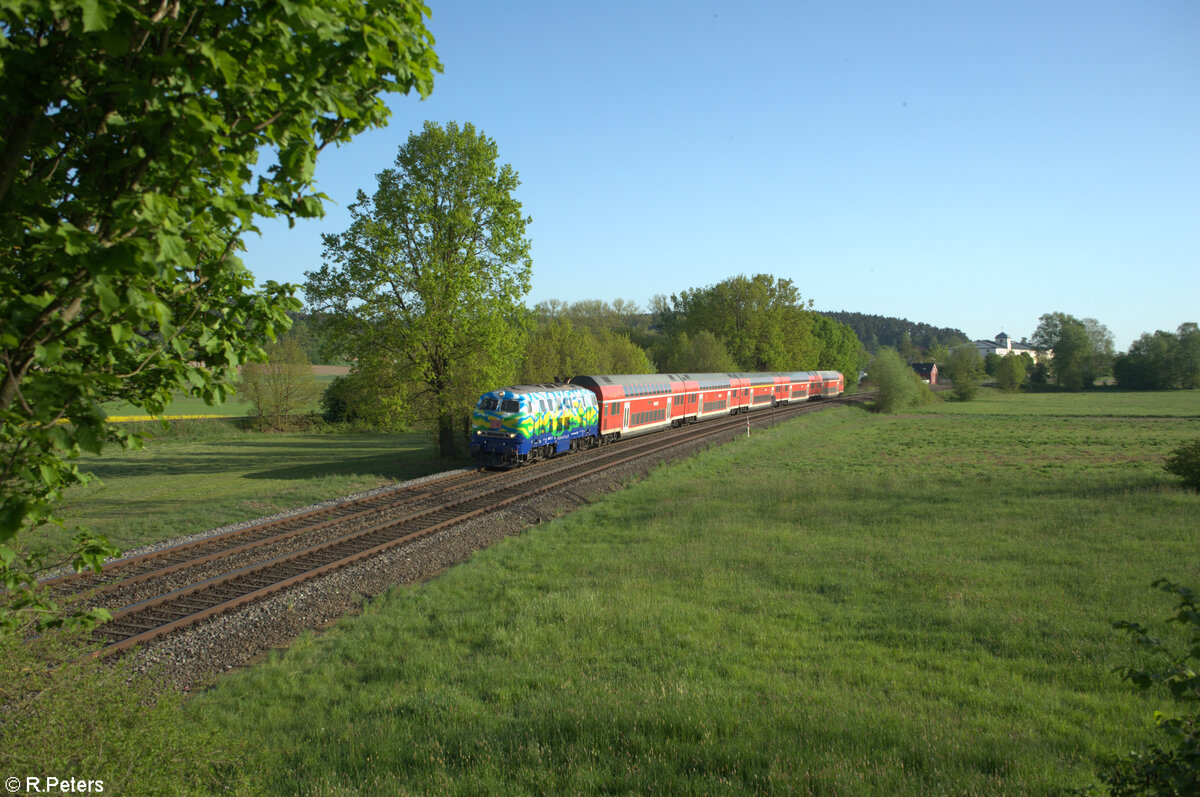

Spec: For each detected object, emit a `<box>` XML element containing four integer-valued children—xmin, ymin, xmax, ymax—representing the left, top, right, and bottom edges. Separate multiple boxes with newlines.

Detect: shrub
<box><xmin>1164</xmin><ymin>438</ymin><xmax>1200</xmax><ymax>494</ymax></box>
<box><xmin>866</xmin><ymin>349</ymin><xmax>932</xmax><ymax>413</ymax></box>
<box><xmin>943</xmin><ymin>346</ymin><xmax>985</xmax><ymax>401</ymax></box>
<box><xmin>1099</xmin><ymin>580</ymin><xmax>1200</xmax><ymax>794</ymax></box>
<box><xmin>321</xmin><ymin>375</ymin><xmax>362</xmax><ymax>424</ymax></box>
<box><xmin>995</xmin><ymin>354</ymin><xmax>1028</xmax><ymax>393</ymax></box>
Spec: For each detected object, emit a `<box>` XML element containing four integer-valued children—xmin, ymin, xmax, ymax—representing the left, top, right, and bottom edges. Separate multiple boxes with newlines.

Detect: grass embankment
<box><xmin>25</xmin><ymin>423</ymin><xmax>455</xmax><ymax>557</ymax></box>
<box><xmin>165</xmin><ymin>390</ymin><xmax>1199</xmax><ymax>795</ymax></box>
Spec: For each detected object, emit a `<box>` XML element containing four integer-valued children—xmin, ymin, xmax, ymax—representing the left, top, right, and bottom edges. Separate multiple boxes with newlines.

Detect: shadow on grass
<box><xmin>245</xmin><ymin>454</ymin><xmax>467</xmax><ymax>481</ymax></box>
<box><xmin>78</xmin><ymin>434</ymin><xmax>462</xmax><ymax>481</ymax></box>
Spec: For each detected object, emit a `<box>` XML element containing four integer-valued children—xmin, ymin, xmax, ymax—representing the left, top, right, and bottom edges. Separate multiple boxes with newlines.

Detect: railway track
<box><xmin>59</xmin><ymin>393</ymin><xmax>867</xmax><ymax>657</ymax></box>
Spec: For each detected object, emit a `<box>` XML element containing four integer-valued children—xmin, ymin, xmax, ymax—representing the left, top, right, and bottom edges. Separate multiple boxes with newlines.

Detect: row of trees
<box><xmin>1113</xmin><ymin>324</ymin><xmax>1200</xmax><ymax>390</ymax></box>
<box><xmin>303</xmin><ymin>123</ymin><xmax>867</xmax><ymax>456</ymax></box>
<box><xmin>821</xmin><ymin>311</ymin><xmax>968</xmax><ymax>356</ymax></box>
<box><xmin>658</xmin><ymin>275</ymin><xmax>862</xmax><ymax>377</ymax></box>
<box><xmin>315</xmin><ymin>273</ymin><xmax>865</xmax><ymax>453</ymax></box>
<box><xmin>1025</xmin><ymin>313</ymin><xmax>1198</xmax><ymax>392</ymax></box>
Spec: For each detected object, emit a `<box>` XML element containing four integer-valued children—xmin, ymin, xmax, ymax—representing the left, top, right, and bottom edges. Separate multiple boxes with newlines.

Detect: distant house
<box><xmin>970</xmin><ymin>332</ymin><xmax>1050</xmax><ymax>362</ymax></box>
<box><xmin>911</xmin><ymin>362</ymin><xmax>938</xmax><ymax>384</ymax></box>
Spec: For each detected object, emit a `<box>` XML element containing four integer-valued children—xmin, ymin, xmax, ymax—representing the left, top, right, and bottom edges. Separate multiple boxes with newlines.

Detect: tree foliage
<box><xmin>0</xmin><ymin>0</ymin><xmax>439</xmax><ymax>630</ymax></box>
<box><xmin>1113</xmin><ymin>324</ymin><xmax>1200</xmax><ymax>391</ymax></box>
<box><xmin>518</xmin><ymin>317</ymin><xmax>653</xmax><ymax>383</ymax></box>
<box><xmin>661</xmin><ymin>274</ymin><xmax>861</xmax><ymax>376</ymax></box>
<box><xmin>658</xmin><ymin>330</ymin><xmax>738</xmax><ymax>374</ymax></box>
<box><xmin>1031</xmin><ymin>313</ymin><xmax>1113</xmax><ymax>390</ymax></box>
<box><xmin>239</xmin><ymin>338</ymin><xmax>321</xmax><ymax>430</ymax></box>
<box><xmin>994</xmin><ymin>354</ymin><xmax>1030</xmax><ymax>392</ymax></box>
<box><xmin>820</xmin><ymin>311</ymin><xmax>968</xmax><ymax>355</ymax></box>
<box><xmin>943</xmin><ymin>345</ymin><xmax>985</xmax><ymax>400</ymax></box>
<box><xmin>305</xmin><ymin>121</ymin><xmax>531</xmax><ymax>457</ymax></box>
<box><xmin>664</xmin><ymin>275</ymin><xmax>815</xmax><ymax>371</ymax></box>
<box><xmin>1164</xmin><ymin>438</ymin><xmax>1200</xmax><ymax>494</ymax></box>
<box><xmin>866</xmin><ymin>348</ymin><xmax>931</xmax><ymax>413</ymax></box>
<box><xmin>1101</xmin><ymin>580</ymin><xmax>1200</xmax><ymax>795</ymax></box>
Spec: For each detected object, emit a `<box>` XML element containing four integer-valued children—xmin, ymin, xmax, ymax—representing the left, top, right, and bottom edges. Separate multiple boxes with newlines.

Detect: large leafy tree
<box><xmin>663</xmin><ymin>274</ymin><xmax>860</xmax><ymax>375</ymax></box>
<box><xmin>666</xmin><ymin>274</ymin><xmax>817</xmax><ymax>370</ymax></box>
<box><xmin>942</xmin><ymin>345</ymin><xmax>985</xmax><ymax>400</ymax></box>
<box><xmin>0</xmin><ymin>0</ymin><xmax>439</xmax><ymax>630</ymax></box>
<box><xmin>1031</xmin><ymin>312</ymin><xmax>1113</xmax><ymax>390</ymax></box>
<box><xmin>306</xmin><ymin>121</ymin><xmax>531</xmax><ymax>457</ymax></box>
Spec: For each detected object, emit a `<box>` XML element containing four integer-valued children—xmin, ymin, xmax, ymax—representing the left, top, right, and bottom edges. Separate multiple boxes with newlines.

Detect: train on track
<box><xmin>470</xmin><ymin>370</ymin><xmax>845</xmax><ymax>466</ymax></box>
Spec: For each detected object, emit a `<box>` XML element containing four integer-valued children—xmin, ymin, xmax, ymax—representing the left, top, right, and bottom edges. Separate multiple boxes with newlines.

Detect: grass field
<box><xmin>99</xmin><ymin>367</ymin><xmax>348</xmax><ymax>419</ymax></box>
<box><xmin>150</xmin><ymin>390</ymin><xmax>1199</xmax><ymax>795</ymax></box>
<box><xmin>24</xmin><ymin>425</ymin><xmax>455</xmax><ymax>557</ymax></box>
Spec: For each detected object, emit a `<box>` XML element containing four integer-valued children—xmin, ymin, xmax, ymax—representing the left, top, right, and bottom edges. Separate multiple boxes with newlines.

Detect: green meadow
<box><xmin>25</xmin><ymin>426</ymin><xmax>453</xmax><ymax>557</ymax></box>
<box><xmin>162</xmin><ymin>390</ymin><xmax>1198</xmax><ymax>795</ymax></box>
<box><xmin>99</xmin><ymin>369</ymin><xmax>346</xmax><ymax>419</ymax></box>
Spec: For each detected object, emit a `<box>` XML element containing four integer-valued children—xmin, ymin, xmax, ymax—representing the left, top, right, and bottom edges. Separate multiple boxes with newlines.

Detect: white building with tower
<box><xmin>970</xmin><ymin>332</ymin><xmax>1051</xmax><ymax>362</ymax></box>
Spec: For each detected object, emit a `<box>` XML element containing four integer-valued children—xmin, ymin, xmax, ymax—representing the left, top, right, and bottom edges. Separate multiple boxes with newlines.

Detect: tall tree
<box><xmin>1031</xmin><ymin>312</ymin><xmax>1111</xmax><ymax>390</ymax></box>
<box><xmin>667</xmin><ymin>274</ymin><xmax>816</xmax><ymax>370</ymax></box>
<box><xmin>943</xmin><ymin>345</ymin><xmax>985</xmax><ymax>400</ymax></box>
<box><xmin>0</xmin><ymin>0</ymin><xmax>439</xmax><ymax>630</ymax></box>
<box><xmin>1081</xmin><ymin>317</ymin><xmax>1115</xmax><ymax>385</ymax></box>
<box><xmin>239</xmin><ymin>338</ymin><xmax>322</xmax><ymax>430</ymax></box>
<box><xmin>1177</xmin><ymin>323</ymin><xmax>1200</xmax><ymax>389</ymax></box>
<box><xmin>306</xmin><ymin>122</ymin><xmax>532</xmax><ymax>457</ymax></box>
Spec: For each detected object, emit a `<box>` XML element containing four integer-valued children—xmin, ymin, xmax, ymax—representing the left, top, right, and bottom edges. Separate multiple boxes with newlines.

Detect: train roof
<box><xmin>484</xmin><ymin>383</ymin><xmax>588</xmax><ymax>398</ymax></box>
<box><xmin>571</xmin><ymin>371</ymin><xmax>843</xmax><ymax>389</ymax></box>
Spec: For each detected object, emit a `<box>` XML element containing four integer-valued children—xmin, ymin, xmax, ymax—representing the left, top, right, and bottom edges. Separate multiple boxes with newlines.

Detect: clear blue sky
<box><xmin>241</xmin><ymin>0</ymin><xmax>1198</xmax><ymax>352</ymax></box>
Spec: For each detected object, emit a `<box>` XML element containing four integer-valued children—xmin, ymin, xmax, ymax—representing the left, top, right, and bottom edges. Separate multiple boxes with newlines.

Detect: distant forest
<box><xmin>293</xmin><ymin>307</ymin><xmax>971</xmax><ymax>367</ymax></box>
<box><xmin>819</xmin><ymin>311</ymin><xmax>969</xmax><ymax>355</ymax></box>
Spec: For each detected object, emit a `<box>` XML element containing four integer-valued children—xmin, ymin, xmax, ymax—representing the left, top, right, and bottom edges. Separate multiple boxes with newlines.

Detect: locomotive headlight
<box><xmin>508</xmin><ymin>433</ymin><xmax>516</xmax><ymax>438</ymax></box>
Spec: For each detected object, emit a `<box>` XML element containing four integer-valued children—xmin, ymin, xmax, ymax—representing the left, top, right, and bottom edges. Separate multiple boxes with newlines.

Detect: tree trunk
<box><xmin>437</xmin><ymin>412</ymin><xmax>457</xmax><ymax>458</ymax></box>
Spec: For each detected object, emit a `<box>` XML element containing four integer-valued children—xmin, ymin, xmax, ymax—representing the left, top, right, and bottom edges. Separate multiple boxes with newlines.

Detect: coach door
<box><xmin>623</xmin><ymin>402</ymin><xmax>629</xmax><ymax>432</ymax></box>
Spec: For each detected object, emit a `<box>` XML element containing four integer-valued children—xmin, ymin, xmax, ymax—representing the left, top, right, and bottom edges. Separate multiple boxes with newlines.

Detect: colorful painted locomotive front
<box><xmin>469</xmin><ymin>385</ymin><xmax>599</xmax><ymax>466</ymax></box>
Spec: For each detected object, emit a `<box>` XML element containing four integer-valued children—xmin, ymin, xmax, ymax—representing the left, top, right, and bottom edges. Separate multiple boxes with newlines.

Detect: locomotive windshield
<box><xmin>500</xmin><ymin>399</ymin><xmax>521</xmax><ymax>413</ymax></box>
<box><xmin>478</xmin><ymin>398</ymin><xmax>499</xmax><ymax>411</ymax></box>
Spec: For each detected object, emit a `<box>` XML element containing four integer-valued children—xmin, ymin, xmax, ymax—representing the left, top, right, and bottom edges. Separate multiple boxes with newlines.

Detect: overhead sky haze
<box><xmin>240</xmin><ymin>1</ymin><xmax>1198</xmax><ymax>351</ymax></box>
